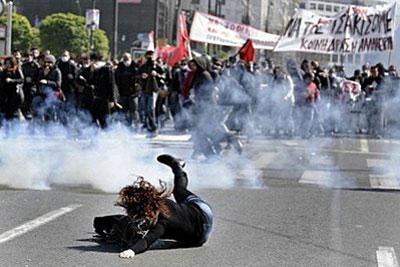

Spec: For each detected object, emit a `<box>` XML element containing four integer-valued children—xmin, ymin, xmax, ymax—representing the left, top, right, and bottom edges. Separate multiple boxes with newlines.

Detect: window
<box><xmin>355</xmin><ymin>54</ymin><xmax>361</xmax><ymax>64</ymax></box>
<box><xmin>347</xmin><ymin>54</ymin><xmax>354</xmax><ymax>64</ymax></box>
<box><xmin>332</xmin><ymin>54</ymin><xmax>339</xmax><ymax>63</ymax></box>
<box><xmin>340</xmin><ymin>54</ymin><xmax>345</xmax><ymax>64</ymax></box>
<box><xmin>191</xmin><ymin>0</ymin><xmax>200</xmax><ymax>4</ymax></box>
<box><xmin>318</xmin><ymin>4</ymin><xmax>324</xmax><ymax>11</ymax></box>
<box><xmin>310</xmin><ymin>3</ymin><xmax>316</xmax><ymax>10</ymax></box>
<box><xmin>334</xmin><ymin>6</ymin><xmax>340</xmax><ymax>12</ymax></box>
<box><xmin>326</xmin><ymin>5</ymin><xmax>332</xmax><ymax>12</ymax></box>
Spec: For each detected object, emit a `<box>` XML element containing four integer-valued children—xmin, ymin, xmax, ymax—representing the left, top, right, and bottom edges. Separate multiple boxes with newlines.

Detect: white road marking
<box><xmin>367</xmin><ymin>159</ymin><xmax>400</xmax><ymax>190</ymax></box>
<box><xmin>377</xmin><ymin>247</ymin><xmax>399</xmax><ymax>267</ymax></box>
<box><xmin>299</xmin><ymin>170</ymin><xmax>331</xmax><ymax>186</ymax></box>
<box><xmin>132</xmin><ymin>134</ymin><xmax>191</xmax><ymax>142</ymax></box>
<box><xmin>281</xmin><ymin>141</ymin><xmax>298</xmax><ymax>147</ymax></box>
<box><xmin>369</xmin><ymin>175</ymin><xmax>400</xmax><ymax>189</ymax></box>
<box><xmin>360</xmin><ymin>139</ymin><xmax>369</xmax><ymax>153</ymax></box>
<box><xmin>309</xmin><ymin>155</ymin><xmax>332</xmax><ymax>166</ymax></box>
<box><xmin>254</xmin><ymin>152</ymin><xmax>276</xmax><ymax>168</ymax></box>
<box><xmin>0</xmin><ymin>204</ymin><xmax>82</xmax><ymax>244</ymax></box>
<box><xmin>367</xmin><ymin>159</ymin><xmax>389</xmax><ymax>169</ymax></box>
<box><xmin>382</xmin><ymin>140</ymin><xmax>400</xmax><ymax>145</ymax></box>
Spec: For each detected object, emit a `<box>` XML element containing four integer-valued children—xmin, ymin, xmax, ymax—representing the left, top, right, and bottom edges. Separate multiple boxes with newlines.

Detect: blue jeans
<box><xmin>140</xmin><ymin>94</ymin><xmax>157</xmax><ymax>132</ymax></box>
<box><xmin>184</xmin><ymin>194</ymin><xmax>213</xmax><ymax>245</ymax></box>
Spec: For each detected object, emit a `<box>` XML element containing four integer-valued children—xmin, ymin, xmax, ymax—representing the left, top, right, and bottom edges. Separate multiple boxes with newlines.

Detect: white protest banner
<box><xmin>274</xmin><ymin>2</ymin><xmax>396</xmax><ymax>54</ymax></box>
<box><xmin>189</xmin><ymin>12</ymin><xmax>279</xmax><ymax>50</ymax></box>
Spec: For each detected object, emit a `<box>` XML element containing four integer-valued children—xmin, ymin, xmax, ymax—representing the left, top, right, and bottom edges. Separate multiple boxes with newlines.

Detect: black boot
<box><xmin>157</xmin><ymin>154</ymin><xmax>186</xmax><ymax>169</ymax></box>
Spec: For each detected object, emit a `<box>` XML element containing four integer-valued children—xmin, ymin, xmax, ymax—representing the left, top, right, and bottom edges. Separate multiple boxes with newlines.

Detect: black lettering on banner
<box><xmin>303</xmin><ymin>22</ymin><xmax>314</xmax><ymax>36</ymax></box>
<box><xmin>358</xmin><ymin>36</ymin><xmax>393</xmax><ymax>52</ymax></box>
<box><xmin>300</xmin><ymin>38</ymin><xmax>307</xmax><ymax>49</ymax></box>
<box><xmin>321</xmin><ymin>39</ymin><xmax>329</xmax><ymax>50</ymax></box>
<box><xmin>343</xmin><ymin>14</ymin><xmax>353</xmax><ymax>35</ymax></box>
<box><xmin>384</xmin><ymin>7</ymin><xmax>393</xmax><ymax>34</ymax></box>
<box><xmin>311</xmin><ymin>24</ymin><xmax>324</xmax><ymax>35</ymax></box>
<box><xmin>335</xmin><ymin>13</ymin><xmax>347</xmax><ymax>34</ymax></box>
<box><xmin>370</xmin><ymin>14</ymin><xmax>381</xmax><ymax>33</ymax></box>
<box><xmin>338</xmin><ymin>38</ymin><xmax>346</xmax><ymax>52</ymax></box>
<box><xmin>353</xmin><ymin>14</ymin><xmax>363</xmax><ymax>35</ymax></box>
<box><xmin>351</xmin><ymin>40</ymin><xmax>358</xmax><ymax>52</ymax></box>
<box><xmin>285</xmin><ymin>18</ymin><xmax>302</xmax><ymax>38</ymax></box>
<box><xmin>327</xmin><ymin>39</ymin><xmax>336</xmax><ymax>52</ymax></box>
<box><xmin>364</xmin><ymin>15</ymin><xmax>373</xmax><ymax>35</ymax></box>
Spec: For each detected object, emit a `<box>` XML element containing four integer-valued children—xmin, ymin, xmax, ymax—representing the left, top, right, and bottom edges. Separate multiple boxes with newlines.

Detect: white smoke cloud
<box><xmin>0</xmin><ymin>120</ymin><xmax>261</xmax><ymax>192</ymax></box>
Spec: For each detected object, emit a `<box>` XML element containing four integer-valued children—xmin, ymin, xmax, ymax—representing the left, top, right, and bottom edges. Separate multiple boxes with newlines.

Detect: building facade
<box><xmin>13</xmin><ymin>0</ymin><xmax>177</xmax><ymax>56</ymax></box>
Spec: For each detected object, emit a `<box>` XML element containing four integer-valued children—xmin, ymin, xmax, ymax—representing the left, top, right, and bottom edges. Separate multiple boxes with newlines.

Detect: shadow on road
<box><xmin>68</xmin><ymin>236</ymin><xmax>193</xmax><ymax>254</ymax></box>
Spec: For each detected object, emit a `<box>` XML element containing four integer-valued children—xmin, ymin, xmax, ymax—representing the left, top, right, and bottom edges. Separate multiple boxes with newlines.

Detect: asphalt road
<box><xmin>1</xmin><ymin>136</ymin><xmax>400</xmax><ymax>267</ymax></box>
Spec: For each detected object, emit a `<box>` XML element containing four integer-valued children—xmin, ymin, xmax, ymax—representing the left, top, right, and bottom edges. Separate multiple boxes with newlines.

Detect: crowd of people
<box><xmin>0</xmin><ymin>47</ymin><xmax>399</xmax><ymax>156</ymax></box>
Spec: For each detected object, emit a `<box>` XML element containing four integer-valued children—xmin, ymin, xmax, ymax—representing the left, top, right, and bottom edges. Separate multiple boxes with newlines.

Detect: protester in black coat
<box><xmin>91</xmin><ymin>59</ymin><xmax>115</xmax><ymax>128</ymax></box>
<box><xmin>0</xmin><ymin>57</ymin><xmax>24</xmax><ymax>120</ymax></box>
<box><xmin>115</xmin><ymin>53</ymin><xmax>139</xmax><ymax>127</ymax></box>
<box><xmin>57</xmin><ymin>51</ymin><xmax>78</xmax><ymax>103</ymax></box>
<box><xmin>21</xmin><ymin>53</ymin><xmax>41</xmax><ymax>118</ymax></box>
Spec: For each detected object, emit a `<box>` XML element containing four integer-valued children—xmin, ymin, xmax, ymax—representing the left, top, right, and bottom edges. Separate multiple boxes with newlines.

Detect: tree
<box><xmin>0</xmin><ymin>13</ymin><xmax>37</xmax><ymax>52</ymax></box>
<box><xmin>31</xmin><ymin>27</ymin><xmax>41</xmax><ymax>49</ymax></box>
<box><xmin>92</xmin><ymin>29</ymin><xmax>109</xmax><ymax>59</ymax></box>
<box><xmin>40</xmin><ymin>13</ymin><xmax>109</xmax><ymax>57</ymax></box>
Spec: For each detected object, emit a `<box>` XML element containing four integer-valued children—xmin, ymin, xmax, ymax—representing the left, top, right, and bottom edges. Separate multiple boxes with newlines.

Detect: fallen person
<box><xmin>93</xmin><ymin>154</ymin><xmax>213</xmax><ymax>259</ymax></box>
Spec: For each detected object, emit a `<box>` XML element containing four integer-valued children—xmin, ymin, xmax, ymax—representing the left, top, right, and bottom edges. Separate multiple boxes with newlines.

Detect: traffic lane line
<box><xmin>377</xmin><ymin>247</ymin><xmax>399</xmax><ymax>267</ymax></box>
<box><xmin>360</xmin><ymin>139</ymin><xmax>369</xmax><ymax>153</ymax></box>
<box><xmin>0</xmin><ymin>204</ymin><xmax>82</xmax><ymax>244</ymax></box>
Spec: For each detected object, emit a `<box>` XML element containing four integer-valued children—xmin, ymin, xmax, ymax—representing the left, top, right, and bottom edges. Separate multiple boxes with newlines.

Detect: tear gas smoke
<box><xmin>0</xmin><ymin>119</ymin><xmax>261</xmax><ymax>192</ymax></box>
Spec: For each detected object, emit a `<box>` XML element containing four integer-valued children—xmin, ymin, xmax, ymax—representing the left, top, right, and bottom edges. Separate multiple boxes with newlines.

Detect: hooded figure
<box><xmin>191</xmin><ymin>56</ymin><xmax>214</xmax><ymax>104</ymax></box>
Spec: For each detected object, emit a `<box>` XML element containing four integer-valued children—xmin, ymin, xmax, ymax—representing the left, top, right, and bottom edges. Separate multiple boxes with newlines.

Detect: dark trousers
<box><xmin>91</xmin><ymin>98</ymin><xmax>110</xmax><ymax>128</ymax></box>
<box><xmin>172</xmin><ymin>167</ymin><xmax>213</xmax><ymax>245</ymax></box>
<box><xmin>119</xmin><ymin>95</ymin><xmax>139</xmax><ymax>127</ymax></box>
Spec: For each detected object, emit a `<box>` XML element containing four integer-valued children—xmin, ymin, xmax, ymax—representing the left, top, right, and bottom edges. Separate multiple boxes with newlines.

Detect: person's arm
<box><xmin>114</xmin><ymin>67</ymin><xmax>121</xmax><ymax>88</ymax></box>
<box><xmin>284</xmin><ymin>76</ymin><xmax>295</xmax><ymax>104</ymax></box>
<box><xmin>108</xmin><ymin>66</ymin><xmax>116</xmax><ymax>102</ymax></box>
<box><xmin>120</xmin><ymin>223</ymin><xmax>165</xmax><ymax>258</ymax></box>
<box><xmin>46</xmin><ymin>69</ymin><xmax>62</xmax><ymax>90</ymax></box>
<box><xmin>9</xmin><ymin>68</ymin><xmax>24</xmax><ymax>83</ymax></box>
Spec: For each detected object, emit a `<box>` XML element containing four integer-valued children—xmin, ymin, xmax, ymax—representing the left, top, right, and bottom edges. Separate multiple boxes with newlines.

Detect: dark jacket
<box><xmin>138</xmin><ymin>59</ymin><xmax>162</xmax><ymax>95</ymax></box>
<box><xmin>22</xmin><ymin>60</ymin><xmax>40</xmax><ymax>91</ymax></box>
<box><xmin>0</xmin><ymin>68</ymin><xmax>24</xmax><ymax>115</ymax></box>
<box><xmin>38</xmin><ymin>67</ymin><xmax>62</xmax><ymax>92</ymax></box>
<box><xmin>115</xmin><ymin>62</ymin><xmax>138</xmax><ymax>97</ymax></box>
<box><xmin>57</xmin><ymin>60</ymin><xmax>78</xmax><ymax>95</ymax></box>
<box><xmin>191</xmin><ymin>57</ymin><xmax>214</xmax><ymax>103</ymax></box>
<box><xmin>92</xmin><ymin>63</ymin><xmax>115</xmax><ymax>101</ymax></box>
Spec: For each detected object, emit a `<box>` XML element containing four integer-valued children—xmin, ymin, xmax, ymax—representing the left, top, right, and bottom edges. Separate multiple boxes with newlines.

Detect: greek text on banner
<box><xmin>274</xmin><ymin>2</ymin><xmax>396</xmax><ymax>54</ymax></box>
<box><xmin>189</xmin><ymin>12</ymin><xmax>279</xmax><ymax>50</ymax></box>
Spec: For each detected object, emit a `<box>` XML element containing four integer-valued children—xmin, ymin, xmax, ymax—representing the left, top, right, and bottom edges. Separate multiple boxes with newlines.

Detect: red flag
<box><xmin>158</xmin><ymin>14</ymin><xmax>190</xmax><ymax>67</ymax></box>
<box><xmin>238</xmin><ymin>39</ymin><xmax>255</xmax><ymax>63</ymax></box>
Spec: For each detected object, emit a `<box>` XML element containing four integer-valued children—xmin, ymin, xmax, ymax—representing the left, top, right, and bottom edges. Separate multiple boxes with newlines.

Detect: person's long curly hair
<box><xmin>115</xmin><ymin>177</ymin><xmax>169</xmax><ymax>224</ymax></box>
